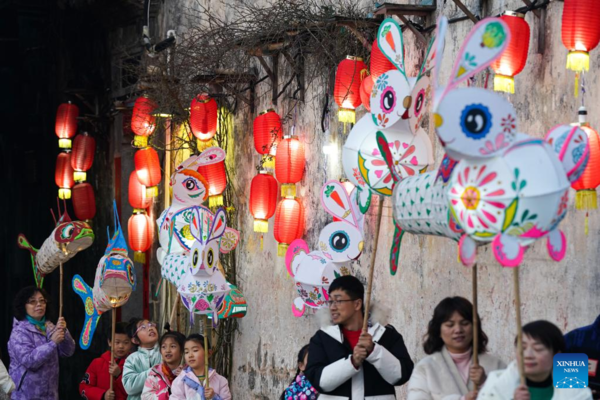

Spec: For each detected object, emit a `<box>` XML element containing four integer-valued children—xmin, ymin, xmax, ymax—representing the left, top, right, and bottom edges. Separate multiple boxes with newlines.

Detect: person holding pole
<box><xmin>7</xmin><ymin>286</ymin><xmax>75</xmax><ymax>400</ymax></box>
<box><xmin>304</xmin><ymin>275</ymin><xmax>414</xmax><ymax>399</ymax></box>
<box><xmin>478</xmin><ymin>320</ymin><xmax>593</xmax><ymax>400</ymax></box>
<box><xmin>407</xmin><ymin>297</ymin><xmax>505</xmax><ymax>400</ymax></box>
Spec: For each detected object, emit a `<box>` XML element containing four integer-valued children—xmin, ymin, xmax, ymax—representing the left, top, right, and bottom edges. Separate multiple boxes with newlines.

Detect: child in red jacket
<box><xmin>80</xmin><ymin>322</ymin><xmax>133</xmax><ymax>400</ymax></box>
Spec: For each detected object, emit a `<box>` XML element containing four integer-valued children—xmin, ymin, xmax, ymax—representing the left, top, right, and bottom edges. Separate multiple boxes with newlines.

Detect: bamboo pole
<box><xmin>110</xmin><ymin>308</ymin><xmax>117</xmax><ymax>390</ymax></box>
<box><xmin>472</xmin><ymin>264</ymin><xmax>479</xmax><ymax>367</ymax></box>
<box><xmin>513</xmin><ymin>267</ymin><xmax>526</xmax><ymax>385</ymax></box>
<box><xmin>204</xmin><ymin>315</ymin><xmax>210</xmax><ymax>389</ymax></box>
<box><xmin>169</xmin><ymin>293</ymin><xmax>180</xmax><ymax>329</ymax></box>
<box><xmin>362</xmin><ymin>197</ymin><xmax>384</xmax><ymax>333</ymax></box>
<box><xmin>59</xmin><ymin>263</ymin><xmax>64</xmax><ymax>318</ymax></box>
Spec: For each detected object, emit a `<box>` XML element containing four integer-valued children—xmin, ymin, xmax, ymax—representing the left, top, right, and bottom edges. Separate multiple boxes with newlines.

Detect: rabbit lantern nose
<box><xmin>434</xmin><ymin>113</ymin><xmax>443</xmax><ymax>128</ymax></box>
<box><xmin>358</xmin><ymin>241</ymin><xmax>364</xmax><ymax>252</ymax></box>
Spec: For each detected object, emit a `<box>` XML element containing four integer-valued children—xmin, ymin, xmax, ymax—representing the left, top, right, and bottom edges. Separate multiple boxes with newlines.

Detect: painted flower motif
<box><xmin>501</xmin><ymin>114</ymin><xmax>516</xmax><ymax>134</ymax></box>
<box><xmin>194</xmin><ymin>299</ymin><xmax>210</xmax><ymax>311</ymax></box>
<box><xmin>479</xmin><ymin>132</ymin><xmax>510</xmax><ymax>156</ymax></box>
<box><xmin>352</xmin><ymin>168</ymin><xmax>366</xmax><ymax>186</ymax></box>
<box><xmin>365</xmin><ymin>140</ymin><xmax>421</xmax><ymax>187</ymax></box>
<box><xmin>376</xmin><ymin>74</ymin><xmax>389</xmax><ymax>91</ymax></box>
<box><xmin>450</xmin><ymin>164</ymin><xmax>512</xmax><ymax>234</ymax></box>
<box><xmin>557</xmin><ymin>190</ymin><xmax>569</xmax><ymax>216</ymax></box>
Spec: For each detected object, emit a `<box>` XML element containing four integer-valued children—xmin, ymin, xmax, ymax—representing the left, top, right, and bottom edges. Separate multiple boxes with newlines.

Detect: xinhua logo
<box><xmin>553</xmin><ymin>353</ymin><xmax>589</xmax><ymax>389</ymax></box>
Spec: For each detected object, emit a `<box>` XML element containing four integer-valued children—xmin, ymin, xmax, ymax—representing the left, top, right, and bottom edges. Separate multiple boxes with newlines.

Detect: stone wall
<box><xmin>157</xmin><ymin>1</ymin><xmax>600</xmax><ymax>398</ymax></box>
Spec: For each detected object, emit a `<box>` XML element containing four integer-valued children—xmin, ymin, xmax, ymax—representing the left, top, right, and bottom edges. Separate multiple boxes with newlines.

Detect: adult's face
<box><xmin>440</xmin><ymin>311</ymin><xmax>473</xmax><ymax>354</ymax></box>
<box><xmin>25</xmin><ymin>291</ymin><xmax>47</xmax><ymax>321</ymax></box>
<box><xmin>518</xmin><ymin>334</ymin><xmax>554</xmax><ymax>382</ymax></box>
<box><xmin>328</xmin><ymin>289</ymin><xmax>362</xmax><ymax>326</ymax></box>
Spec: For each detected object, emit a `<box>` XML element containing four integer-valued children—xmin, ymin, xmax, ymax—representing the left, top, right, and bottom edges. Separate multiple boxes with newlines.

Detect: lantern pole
<box><xmin>204</xmin><ymin>315</ymin><xmax>210</xmax><ymax>390</ymax></box>
<box><xmin>513</xmin><ymin>267</ymin><xmax>526</xmax><ymax>385</ymax></box>
<box><xmin>59</xmin><ymin>263</ymin><xmax>64</xmax><ymax>318</ymax></box>
<box><xmin>362</xmin><ymin>196</ymin><xmax>384</xmax><ymax>333</ymax></box>
<box><xmin>109</xmin><ymin>307</ymin><xmax>116</xmax><ymax>390</ymax></box>
<box><xmin>472</xmin><ymin>263</ymin><xmax>479</xmax><ymax>388</ymax></box>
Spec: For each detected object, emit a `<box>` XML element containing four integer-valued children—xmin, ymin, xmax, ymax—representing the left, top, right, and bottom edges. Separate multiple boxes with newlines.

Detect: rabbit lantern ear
<box><xmin>208</xmin><ymin>208</ymin><xmax>227</xmax><ymax>243</ymax></box>
<box><xmin>321</xmin><ymin>181</ymin><xmax>358</xmax><ymax>227</ymax></box>
<box><xmin>377</xmin><ymin>18</ymin><xmax>406</xmax><ymax>77</ymax></box>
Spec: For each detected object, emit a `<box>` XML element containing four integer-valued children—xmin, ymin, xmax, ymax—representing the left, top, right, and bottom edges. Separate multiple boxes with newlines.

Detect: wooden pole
<box><xmin>59</xmin><ymin>263</ymin><xmax>64</xmax><ymax>318</ymax></box>
<box><xmin>169</xmin><ymin>292</ymin><xmax>180</xmax><ymax>329</ymax></box>
<box><xmin>472</xmin><ymin>264</ymin><xmax>479</xmax><ymax>367</ymax></box>
<box><xmin>362</xmin><ymin>197</ymin><xmax>384</xmax><ymax>333</ymax></box>
<box><xmin>110</xmin><ymin>307</ymin><xmax>117</xmax><ymax>390</ymax></box>
<box><xmin>513</xmin><ymin>267</ymin><xmax>526</xmax><ymax>385</ymax></box>
<box><xmin>204</xmin><ymin>315</ymin><xmax>210</xmax><ymax>389</ymax></box>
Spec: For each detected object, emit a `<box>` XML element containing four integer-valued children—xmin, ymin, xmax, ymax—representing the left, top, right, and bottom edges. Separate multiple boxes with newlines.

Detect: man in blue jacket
<box><xmin>565</xmin><ymin>314</ymin><xmax>600</xmax><ymax>399</ymax></box>
<box><xmin>305</xmin><ymin>275</ymin><xmax>413</xmax><ymax>399</ymax></box>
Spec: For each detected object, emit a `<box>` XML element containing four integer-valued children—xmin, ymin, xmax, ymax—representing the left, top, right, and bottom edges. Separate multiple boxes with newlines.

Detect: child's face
<box><xmin>110</xmin><ymin>333</ymin><xmax>133</xmax><ymax>359</ymax></box>
<box><xmin>161</xmin><ymin>337</ymin><xmax>182</xmax><ymax>366</ymax></box>
<box><xmin>135</xmin><ymin>320</ymin><xmax>159</xmax><ymax>347</ymax></box>
<box><xmin>184</xmin><ymin>340</ymin><xmax>206</xmax><ymax>371</ymax></box>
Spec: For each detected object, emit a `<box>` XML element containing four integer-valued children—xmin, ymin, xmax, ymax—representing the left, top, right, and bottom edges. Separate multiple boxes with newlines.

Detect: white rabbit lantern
<box><xmin>432</xmin><ymin>17</ymin><xmax>590</xmax><ymax>267</ymax></box>
<box><xmin>285</xmin><ymin>181</ymin><xmax>368</xmax><ymax>317</ymax></box>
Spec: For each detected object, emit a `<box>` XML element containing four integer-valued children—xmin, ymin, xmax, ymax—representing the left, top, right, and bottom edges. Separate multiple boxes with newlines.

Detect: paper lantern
<box><xmin>190</xmin><ymin>94</ymin><xmax>218</xmax><ymax>141</ymax></box>
<box><xmin>253</xmin><ymin>109</ymin><xmax>282</xmax><ymax>157</ymax></box>
<box><xmin>55</xmin><ymin>103</ymin><xmax>79</xmax><ymax>149</ymax></box>
<box><xmin>72</xmin><ymin>183</ymin><xmax>96</xmax><ymax>221</ymax></box>
<box><xmin>249</xmin><ymin>171</ymin><xmax>278</xmax><ymax>233</ymax></box>
<box><xmin>562</xmin><ymin>0</ymin><xmax>600</xmax><ymax>71</ymax></box>
<box><xmin>131</xmin><ymin>96</ymin><xmax>157</xmax><ymax>147</ymax></box>
<box><xmin>275</xmin><ymin>136</ymin><xmax>305</xmax><ymax>197</ymax></box>
<box><xmin>71</xmin><ymin>133</ymin><xmax>96</xmax><ymax>182</ymax></box>
<box><xmin>128</xmin><ymin>212</ymin><xmax>153</xmax><ymax>263</ymax></box>
<box><xmin>370</xmin><ymin>39</ymin><xmax>395</xmax><ymax>81</ymax></box>
<box><xmin>274</xmin><ymin>198</ymin><xmax>305</xmax><ymax>256</ymax></box>
<box><xmin>197</xmin><ymin>159</ymin><xmax>227</xmax><ymax>208</ymax></box>
<box><xmin>359</xmin><ymin>75</ymin><xmax>373</xmax><ymax>112</ymax></box>
<box><xmin>334</xmin><ymin>56</ymin><xmax>367</xmax><ymax>123</ymax></box>
<box><xmin>55</xmin><ymin>152</ymin><xmax>74</xmax><ymax>199</ymax></box>
<box><xmin>491</xmin><ymin>12</ymin><xmax>530</xmax><ymax>93</ymax></box>
<box><xmin>128</xmin><ymin>171</ymin><xmax>151</xmax><ymax>210</ymax></box>
<box><xmin>571</xmin><ymin>113</ymin><xmax>600</xmax><ymax>210</ymax></box>
<box><xmin>134</xmin><ymin>147</ymin><xmax>161</xmax><ymax>198</ymax></box>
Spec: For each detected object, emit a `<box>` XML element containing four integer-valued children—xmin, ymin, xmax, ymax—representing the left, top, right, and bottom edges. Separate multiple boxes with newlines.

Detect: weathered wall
<box><xmin>159</xmin><ymin>1</ymin><xmax>600</xmax><ymax>398</ymax></box>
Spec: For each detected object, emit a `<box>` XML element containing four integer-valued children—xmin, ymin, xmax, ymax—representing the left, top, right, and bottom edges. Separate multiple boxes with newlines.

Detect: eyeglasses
<box><xmin>27</xmin><ymin>299</ymin><xmax>47</xmax><ymax>306</ymax></box>
<box><xmin>135</xmin><ymin>322</ymin><xmax>157</xmax><ymax>335</ymax></box>
<box><xmin>326</xmin><ymin>299</ymin><xmax>357</xmax><ymax>307</ymax></box>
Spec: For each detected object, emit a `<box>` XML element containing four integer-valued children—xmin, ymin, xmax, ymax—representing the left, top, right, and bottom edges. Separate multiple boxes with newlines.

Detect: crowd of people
<box><xmin>0</xmin><ymin>280</ymin><xmax>597</xmax><ymax>400</ymax></box>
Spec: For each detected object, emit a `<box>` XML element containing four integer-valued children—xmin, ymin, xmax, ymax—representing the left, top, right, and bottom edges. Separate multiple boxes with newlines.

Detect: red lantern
<box><xmin>359</xmin><ymin>75</ymin><xmax>374</xmax><ymax>112</ymax></box>
<box><xmin>128</xmin><ymin>171</ymin><xmax>151</xmax><ymax>210</ymax></box>
<box><xmin>334</xmin><ymin>56</ymin><xmax>367</xmax><ymax>123</ymax></box>
<box><xmin>275</xmin><ymin>136</ymin><xmax>305</xmax><ymax>197</ymax></box>
<box><xmin>55</xmin><ymin>153</ymin><xmax>74</xmax><ymax>199</ymax></box>
<box><xmin>253</xmin><ymin>109</ymin><xmax>282</xmax><ymax>157</ymax></box>
<box><xmin>190</xmin><ymin>94</ymin><xmax>218</xmax><ymax>142</ymax></box>
<box><xmin>274</xmin><ymin>198</ymin><xmax>305</xmax><ymax>256</ymax></box>
<box><xmin>562</xmin><ymin>0</ymin><xmax>600</xmax><ymax>71</ymax></box>
<box><xmin>72</xmin><ymin>183</ymin><xmax>96</xmax><ymax>221</ymax></box>
<box><xmin>128</xmin><ymin>212</ymin><xmax>153</xmax><ymax>263</ymax></box>
<box><xmin>250</xmin><ymin>171</ymin><xmax>278</xmax><ymax>233</ymax></box>
<box><xmin>370</xmin><ymin>39</ymin><xmax>395</xmax><ymax>81</ymax></box>
<box><xmin>572</xmin><ymin>118</ymin><xmax>600</xmax><ymax>210</ymax></box>
<box><xmin>71</xmin><ymin>133</ymin><xmax>96</xmax><ymax>182</ymax></box>
<box><xmin>134</xmin><ymin>147</ymin><xmax>161</xmax><ymax>198</ymax></box>
<box><xmin>491</xmin><ymin>12</ymin><xmax>530</xmax><ymax>93</ymax></box>
<box><xmin>131</xmin><ymin>96</ymin><xmax>157</xmax><ymax>147</ymax></box>
<box><xmin>197</xmin><ymin>159</ymin><xmax>227</xmax><ymax>208</ymax></box>
<box><xmin>55</xmin><ymin>102</ymin><xmax>79</xmax><ymax>149</ymax></box>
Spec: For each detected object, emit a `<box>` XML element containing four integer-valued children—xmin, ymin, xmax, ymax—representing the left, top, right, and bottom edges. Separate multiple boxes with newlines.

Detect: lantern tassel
<box><xmin>494</xmin><ymin>75</ymin><xmax>515</xmax><ymax>94</ymax></box>
<box><xmin>575</xmin><ymin>189</ymin><xmax>597</xmax><ymax>210</ymax></box>
<box><xmin>567</xmin><ymin>51</ymin><xmax>590</xmax><ymax>73</ymax></box>
<box><xmin>134</xmin><ymin>251</ymin><xmax>146</xmax><ymax>263</ymax></box>
<box><xmin>58</xmin><ymin>189</ymin><xmax>72</xmax><ymax>200</ymax></box>
<box><xmin>277</xmin><ymin>243</ymin><xmax>289</xmax><ymax>257</ymax></box>
<box><xmin>253</xmin><ymin>219</ymin><xmax>269</xmax><ymax>233</ymax></box>
<box><xmin>260</xmin><ymin>234</ymin><xmax>263</xmax><ymax>251</ymax></box>
<box><xmin>209</xmin><ymin>195</ymin><xmax>224</xmax><ymax>208</ymax></box>
<box><xmin>574</xmin><ymin>72</ymin><xmax>579</xmax><ymax>98</ymax></box>
<box><xmin>585</xmin><ymin>212</ymin><xmax>589</xmax><ymax>236</ymax></box>
<box><xmin>338</xmin><ymin>108</ymin><xmax>356</xmax><ymax>124</ymax></box>
<box><xmin>133</xmin><ymin>135</ymin><xmax>148</xmax><ymax>148</ymax></box>
<box><xmin>146</xmin><ymin>186</ymin><xmax>159</xmax><ymax>198</ymax></box>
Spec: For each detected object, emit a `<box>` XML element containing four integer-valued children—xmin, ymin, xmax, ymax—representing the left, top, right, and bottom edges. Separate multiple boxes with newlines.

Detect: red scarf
<box><xmin>161</xmin><ymin>362</ymin><xmax>177</xmax><ymax>384</ymax></box>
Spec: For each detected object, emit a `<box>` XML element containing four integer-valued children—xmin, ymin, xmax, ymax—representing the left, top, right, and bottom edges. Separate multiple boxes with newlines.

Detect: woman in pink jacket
<box><xmin>142</xmin><ymin>331</ymin><xmax>186</xmax><ymax>399</ymax></box>
<box><xmin>170</xmin><ymin>334</ymin><xmax>231</xmax><ymax>400</ymax></box>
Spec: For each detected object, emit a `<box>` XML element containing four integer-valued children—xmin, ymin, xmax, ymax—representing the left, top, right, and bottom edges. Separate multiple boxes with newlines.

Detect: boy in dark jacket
<box><xmin>305</xmin><ymin>275</ymin><xmax>414</xmax><ymax>399</ymax></box>
<box><xmin>80</xmin><ymin>322</ymin><xmax>133</xmax><ymax>400</ymax></box>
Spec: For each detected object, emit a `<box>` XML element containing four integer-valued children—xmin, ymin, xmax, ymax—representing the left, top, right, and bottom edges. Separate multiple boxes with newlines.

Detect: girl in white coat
<box><xmin>408</xmin><ymin>297</ymin><xmax>505</xmax><ymax>400</ymax></box>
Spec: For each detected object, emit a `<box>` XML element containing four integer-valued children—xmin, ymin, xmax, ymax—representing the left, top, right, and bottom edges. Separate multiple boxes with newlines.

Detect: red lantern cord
<box><xmin>71</xmin><ymin>133</ymin><xmax>96</xmax><ymax>182</ymax></box>
<box><xmin>72</xmin><ymin>183</ymin><xmax>96</xmax><ymax>221</ymax></box>
<box><xmin>55</xmin><ymin>102</ymin><xmax>79</xmax><ymax>149</ymax></box>
<box><xmin>190</xmin><ymin>94</ymin><xmax>218</xmax><ymax>142</ymax></box>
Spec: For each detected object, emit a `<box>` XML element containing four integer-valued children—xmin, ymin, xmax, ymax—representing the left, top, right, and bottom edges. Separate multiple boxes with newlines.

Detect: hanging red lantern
<box><xmin>562</xmin><ymin>0</ymin><xmax>600</xmax><ymax>71</ymax></box>
<box><xmin>131</xmin><ymin>96</ymin><xmax>157</xmax><ymax>147</ymax></box>
<box><xmin>572</xmin><ymin>109</ymin><xmax>600</xmax><ymax>212</ymax></box>
<box><xmin>72</xmin><ymin>183</ymin><xmax>96</xmax><ymax>221</ymax></box>
<box><xmin>197</xmin><ymin>159</ymin><xmax>227</xmax><ymax>208</ymax></box>
<box><xmin>334</xmin><ymin>56</ymin><xmax>367</xmax><ymax>124</ymax></box>
<box><xmin>71</xmin><ymin>132</ymin><xmax>96</xmax><ymax>182</ymax></box>
<box><xmin>55</xmin><ymin>153</ymin><xmax>74</xmax><ymax>199</ymax></box>
<box><xmin>254</xmin><ymin>109</ymin><xmax>282</xmax><ymax>157</ymax></box>
<box><xmin>128</xmin><ymin>212</ymin><xmax>153</xmax><ymax>263</ymax></box>
<box><xmin>491</xmin><ymin>12</ymin><xmax>530</xmax><ymax>93</ymax></box>
<box><xmin>55</xmin><ymin>102</ymin><xmax>79</xmax><ymax>149</ymax></box>
<box><xmin>370</xmin><ymin>39</ymin><xmax>395</xmax><ymax>81</ymax></box>
<box><xmin>275</xmin><ymin>136</ymin><xmax>305</xmax><ymax>198</ymax></box>
<box><xmin>250</xmin><ymin>171</ymin><xmax>278</xmax><ymax>233</ymax></box>
<box><xmin>128</xmin><ymin>171</ymin><xmax>152</xmax><ymax>210</ymax></box>
<box><xmin>274</xmin><ymin>198</ymin><xmax>305</xmax><ymax>256</ymax></box>
<box><xmin>190</xmin><ymin>94</ymin><xmax>218</xmax><ymax>142</ymax></box>
<box><xmin>359</xmin><ymin>75</ymin><xmax>374</xmax><ymax>112</ymax></box>
<box><xmin>134</xmin><ymin>147</ymin><xmax>161</xmax><ymax>198</ymax></box>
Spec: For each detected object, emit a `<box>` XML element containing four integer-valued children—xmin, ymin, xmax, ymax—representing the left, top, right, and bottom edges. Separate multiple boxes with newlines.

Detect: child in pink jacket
<box><xmin>142</xmin><ymin>331</ymin><xmax>186</xmax><ymax>399</ymax></box>
<box><xmin>170</xmin><ymin>334</ymin><xmax>231</xmax><ymax>400</ymax></box>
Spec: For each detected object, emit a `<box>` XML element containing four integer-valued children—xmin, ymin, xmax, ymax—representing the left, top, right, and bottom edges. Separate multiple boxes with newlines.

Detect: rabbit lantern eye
<box><xmin>183</xmin><ymin>178</ymin><xmax>198</xmax><ymax>191</ymax></box>
<box><xmin>192</xmin><ymin>249</ymin><xmax>200</xmax><ymax>268</ymax></box>
<box><xmin>330</xmin><ymin>231</ymin><xmax>350</xmax><ymax>253</ymax></box>
<box><xmin>381</xmin><ymin>87</ymin><xmax>397</xmax><ymax>114</ymax></box>
<box><xmin>206</xmin><ymin>248</ymin><xmax>214</xmax><ymax>267</ymax></box>
<box><xmin>460</xmin><ymin>104</ymin><xmax>492</xmax><ymax>140</ymax></box>
<box><xmin>414</xmin><ymin>89</ymin><xmax>425</xmax><ymax>117</ymax></box>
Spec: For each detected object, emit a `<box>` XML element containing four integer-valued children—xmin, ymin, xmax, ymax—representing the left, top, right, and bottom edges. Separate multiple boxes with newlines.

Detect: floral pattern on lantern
<box><xmin>334</xmin><ymin>56</ymin><xmax>367</xmax><ymax>123</ymax></box>
<box><xmin>55</xmin><ymin>102</ymin><xmax>79</xmax><ymax>149</ymax></box>
<box><xmin>274</xmin><ymin>198</ymin><xmax>305</xmax><ymax>256</ymax></box>
<box><xmin>562</xmin><ymin>0</ymin><xmax>600</xmax><ymax>71</ymax></box>
<box><xmin>71</xmin><ymin>133</ymin><xmax>96</xmax><ymax>182</ymax></box>
<box><xmin>134</xmin><ymin>147</ymin><xmax>162</xmax><ymax>198</ymax></box>
<box><xmin>55</xmin><ymin>152</ymin><xmax>74</xmax><ymax>199</ymax></box>
<box><xmin>190</xmin><ymin>94</ymin><xmax>218</xmax><ymax>142</ymax></box>
<box><xmin>275</xmin><ymin>136</ymin><xmax>305</xmax><ymax>198</ymax></box>
<box><xmin>250</xmin><ymin>171</ymin><xmax>278</xmax><ymax>233</ymax></box>
<box><xmin>72</xmin><ymin>183</ymin><xmax>96</xmax><ymax>221</ymax></box>
<box><xmin>491</xmin><ymin>12</ymin><xmax>530</xmax><ymax>93</ymax></box>
<box><xmin>131</xmin><ymin>96</ymin><xmax>157</xmax><ymax>147</ymax></box>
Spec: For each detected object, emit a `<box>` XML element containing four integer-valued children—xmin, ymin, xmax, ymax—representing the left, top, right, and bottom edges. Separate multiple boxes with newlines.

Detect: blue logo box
<box><xmin>553</xmin><ymin>353</ymin><xmax>589</xmax><ymax>389</ymax></box>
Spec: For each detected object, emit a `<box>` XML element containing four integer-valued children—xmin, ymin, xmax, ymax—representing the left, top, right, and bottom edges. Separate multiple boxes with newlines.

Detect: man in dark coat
<box><xmin>565</xmin><ymin>314</ymin><xmax>600</xmax><ymax>399</ymax></box>
<box><xmin>305</xmin><ymin>275</ymin><xmax>413</xmax><ymax>399</ymax></box>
